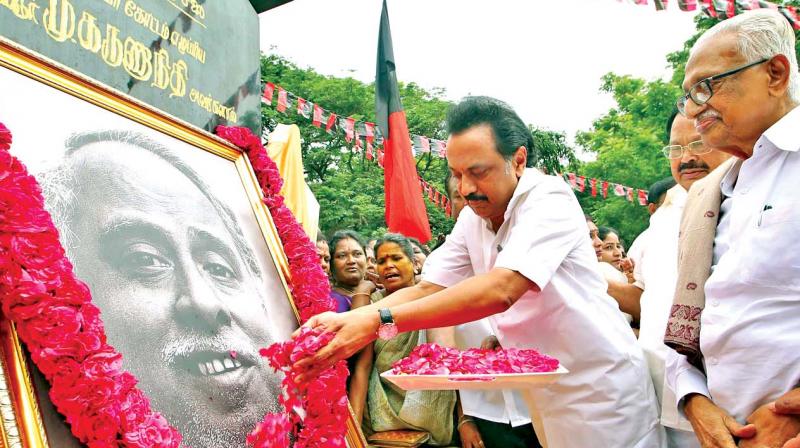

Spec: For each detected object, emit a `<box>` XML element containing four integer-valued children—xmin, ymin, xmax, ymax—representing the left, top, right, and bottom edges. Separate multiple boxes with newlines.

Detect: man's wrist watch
<box><xmin>377</xmin><ymin>308</ymin><xmax>398</xmax><ymax>340</ymax></box>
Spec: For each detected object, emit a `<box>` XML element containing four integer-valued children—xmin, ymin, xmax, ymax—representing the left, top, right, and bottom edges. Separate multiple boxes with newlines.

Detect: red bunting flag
<box><xmin>577</xmin><ymin>175</ymin><xmax>586</xmax><ymax>193</ymax></box>
<box><xmin>263</xmin><ymin>82</ymin><xmax>275</xmax><ymax>104</ymax></box>
<box><xmin>377</xmin><ymin>149</ymin><xmax>385</xmax><ymax>168</ymax></box>
<box><xmin>344</xmin><ymin>117</ymin><xmax>355</xmax><ymax>142</ymax></box>
<box><xmin>366</xmin><ymin>141</ymin><xmax>374</xmax><ymax>160</ymax></box>
<box><xmin>277</xmin><ymin>88</ymin><xmax>288</xmax><ymax>112</ymax></box>
<box><xmin>365</xmin><ymin>122</ymin><xmax>375</xmax><ymax>143</ymax></box>
<box><xmin>590</xmin><ymin>178</ymin><xmax>598</xmax><ymax>197</ymax></box>
<box><xmin>354</xmin><ymin>136</ymin><xmax>362</xmax><ymax>152</ymax></box>
<box><xmin>326</xmin><ymin>113</ymin><xmax>337</xmax><ymax>132</ymax></box>
<box><xmin>602</xmin><ymin>181</ymin><xmax>609</xmax><ymax>199</ymax></box>
<box><xmin>296</xmin><ymin>97</ymin><xmax>311</xmax><ymax>118</ymax></box>
<box><xmin>638</xmin><ymin>189</ymin><xmax>648</xmax><ymax>206</ymax></box>
<box><xmin>312</xmin><ymin>104</ymin><xmax>323</xmax><ymax>127</ymax></box>
<box><xmin>419</xmin><ymin>136</ymin><xmax>430</xmax><ymax>153</ymax></box>
<box><xmin>434</xmin><ymin>140</ymin><xmax>447</xmax><ymax>158</ymax></box>
<box><xmin>375</xmin><ymin>0</ymin><xmax>431</xmax><ymax>243</ymax></box>
<box><xmin>626</xmin><ymin>187</ymin><xmax>634</xmax><ymax>202</ymax></box>
<box><xmin>568</xmin><ymin>173</ymin><xmax>577</xmax><ymax>189</ymax></box>
<box><xmin>613</xmin><ymin>183</ymin><xmax>626</xmax><ymax>197</ymax></box>
<box><xmin>678</xmin><ymin>0</ymin><xmax>697</xmax><ymax>11</ymax></box>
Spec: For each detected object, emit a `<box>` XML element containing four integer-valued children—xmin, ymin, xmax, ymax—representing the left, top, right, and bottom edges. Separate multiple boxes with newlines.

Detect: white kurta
<box><xmin>634</xmin><ymin>186</ymin><xmax>699</xmax><ymax>448</ymax></box>
<box><xmin>423</xmin><ymin>168</ymin><xmax>664</xmax><ymax>448</ymax></box>
<box><xmin>666</xmin><ymin>106</ymin><xmax>800</xmax><ymax>423</ymax></box>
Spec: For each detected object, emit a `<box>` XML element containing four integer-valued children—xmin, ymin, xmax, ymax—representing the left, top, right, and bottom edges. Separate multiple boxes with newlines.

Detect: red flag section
<box><xmin>375</xmin><ymin>0</ymin><xmax>431</xmax><ymax>243</ymax></box>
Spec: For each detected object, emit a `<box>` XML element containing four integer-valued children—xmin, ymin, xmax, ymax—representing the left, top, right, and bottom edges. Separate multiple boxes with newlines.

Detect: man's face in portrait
<box><xmin>61</xmin><ymin>141</ymin><xmax>281</xmax><ymax>447</ymax></box>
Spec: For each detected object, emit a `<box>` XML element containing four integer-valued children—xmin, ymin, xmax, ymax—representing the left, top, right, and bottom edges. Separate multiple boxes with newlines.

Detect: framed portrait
<box><xmin>0</xmin><ymin>38</ymin><xmax>367</xmax><ymax>448</ymax></box>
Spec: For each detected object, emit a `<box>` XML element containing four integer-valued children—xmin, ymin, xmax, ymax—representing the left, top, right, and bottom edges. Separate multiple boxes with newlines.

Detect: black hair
<box><xmin>647</xmin><ymin>177</ymin><xmax>677</xmax><ymax>205</ymax></box>
<box><xmin>316</xmin><ymin>230</ymin><xmax>327</xmax><ymax>243</ymax></box>
<box><xmin>328</xmin><ymin>230</ymin><xmax>367</xmax><ymax>283</ymax></box>
<box><xmin>407</xmin><ymin>237</ymin><xmax>430</xmax><ymax>255</ymax></box>
<box><xmin>328</xmin><ymin>230</ymin><xmax>366</xmax><ymax>254</ymax></box>
<box><xmin>666</xmin><ymin>108</ymin><xmax>680</xmax><ymax>143</ymax></box>
<box><xmin>446</xmin><ymin>96</ymin><xmax>537</xmax><ymax>167</ymax></box>
<box><xmin>373</xmin><ymin>233</ymin><xmax>415</xmax><ymax>262</ymax></box>
<box><xmin>598</xmin><ymin>226</ymin><xmax>620</xmax><ymax>242</ymax></box>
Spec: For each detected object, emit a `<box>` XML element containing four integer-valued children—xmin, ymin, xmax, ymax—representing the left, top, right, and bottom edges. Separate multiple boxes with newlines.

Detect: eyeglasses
<box><xmin>676</xmin><ymin>58</ymin><xmax>770</xmax><ymax>115</ymax></box>
<box><xmin>662</xmin><ymin>140</ymin><xmax>711</xmax><ymax>159</ymax></box>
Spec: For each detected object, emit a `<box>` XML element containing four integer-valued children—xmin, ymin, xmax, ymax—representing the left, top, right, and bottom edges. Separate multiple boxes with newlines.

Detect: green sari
<box><xmin>365</xmin><ymin>291</ymin><xmax>456</xmax><ymax>445</ymax></box>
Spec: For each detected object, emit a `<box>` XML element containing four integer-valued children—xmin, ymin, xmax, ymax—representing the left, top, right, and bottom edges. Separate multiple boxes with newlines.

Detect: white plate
<box><xmin>380</xmin><ymin>365</ymin><xmax>568</xmax><ymax>391</ymax></box>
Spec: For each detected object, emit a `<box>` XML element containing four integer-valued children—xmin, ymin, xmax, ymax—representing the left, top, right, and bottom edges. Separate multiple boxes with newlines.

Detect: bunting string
<box><xmin>625</xmin><ymin>0</ymin><xmax>800</xmax><ymax>29</ymax></box>
<box><xmin>261</xmin><ymin>81</ymin><xmax>650</xmax><ymax>208</ymax></box>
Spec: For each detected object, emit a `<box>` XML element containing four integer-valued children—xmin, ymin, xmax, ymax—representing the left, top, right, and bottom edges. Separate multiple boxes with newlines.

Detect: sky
<box><xmin>258</xmin><ymin>0</ymin><xmax>699</xmax><ymax>146</ymax></box>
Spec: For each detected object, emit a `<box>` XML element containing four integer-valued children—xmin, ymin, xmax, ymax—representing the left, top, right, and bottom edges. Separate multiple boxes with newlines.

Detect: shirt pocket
<box><xmin>740</xmin><ymin>201</ymin><xmax>800</xmax><ymax>289</ymax></box>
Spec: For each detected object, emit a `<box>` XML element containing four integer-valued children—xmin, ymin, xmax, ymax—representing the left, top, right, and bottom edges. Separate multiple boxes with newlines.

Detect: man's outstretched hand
<box><xmin>291</xmin><ymin>309</ymin><xmax>380</xmax><ymax>383</ymax></box>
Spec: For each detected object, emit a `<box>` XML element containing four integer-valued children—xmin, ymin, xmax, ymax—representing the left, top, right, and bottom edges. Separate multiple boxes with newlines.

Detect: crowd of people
<box><xmin>307</xmin><ymin>10</ymin><xmax>800</xmax><ymax>448</ymax></box>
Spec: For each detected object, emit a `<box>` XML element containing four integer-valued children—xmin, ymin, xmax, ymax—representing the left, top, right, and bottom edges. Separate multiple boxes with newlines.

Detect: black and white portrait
<box><xmin>0</xmin><ymin>66</ymin><xmax>300</xmax><ymax>447</ymax></box>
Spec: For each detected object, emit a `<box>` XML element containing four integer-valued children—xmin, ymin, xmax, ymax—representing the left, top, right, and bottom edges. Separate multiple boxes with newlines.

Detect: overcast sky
<box><xmin>258</xmin><ymin>0</ymin><xmax>699</xmax><ymax>146</ymax></box>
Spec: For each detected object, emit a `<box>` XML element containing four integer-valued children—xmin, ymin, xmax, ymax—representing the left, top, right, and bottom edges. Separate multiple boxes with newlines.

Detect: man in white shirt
<box><xmin>664</xmin><ymin>9</ymin><xmax>800</xmax><ymax>448</ymax></box>
<box><xmin>633</xmin><ymin>112</ymin><xmax>730</xmax><ymax>448</ymax></box>
<box><xmin>444</xmin><ymin>169</ymin><xmax>538</xmax><ymax>448</ymax></box>
<box><xmin>295</xmin><ymin>96</ymin><xmax>664</xmax><ymax>447</ymax></box>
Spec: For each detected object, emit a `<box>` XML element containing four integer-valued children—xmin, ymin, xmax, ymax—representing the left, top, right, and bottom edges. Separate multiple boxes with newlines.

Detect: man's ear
<box><xmin>767</xmin><ymin>54</ymin><xmax>792</xmax><ymax>98</ymax></box>
<box><xmin>513</xmin><ymin>146</ymin><xmax>527</xmax><ymax>176</ymax></box>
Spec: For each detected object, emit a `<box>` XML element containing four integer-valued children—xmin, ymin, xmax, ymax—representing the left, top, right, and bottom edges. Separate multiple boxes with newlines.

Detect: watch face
<box><xmin>378</xmin><ymin>324</ymin><xmax>398</xmax><ymax>340</ymax></box>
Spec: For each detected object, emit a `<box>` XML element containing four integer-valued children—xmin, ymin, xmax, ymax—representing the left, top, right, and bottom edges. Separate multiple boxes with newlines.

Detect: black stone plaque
<box><xmin>0</xmin><ymin>0</ymin><xmax>262</xmax><ymax>134</ymax></box>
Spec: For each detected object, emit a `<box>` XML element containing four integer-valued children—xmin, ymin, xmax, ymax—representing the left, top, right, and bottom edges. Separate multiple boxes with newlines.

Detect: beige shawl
<box><xmin>664</xmin><ymin>158</ymin><xmax>739</xmax><ymax>368</ymax></box>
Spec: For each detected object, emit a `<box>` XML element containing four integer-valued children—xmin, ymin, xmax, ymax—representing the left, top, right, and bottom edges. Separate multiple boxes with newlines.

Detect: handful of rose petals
<box><xmin>247</xmin><ymin>327</ymin><xmax>349</xmax><ymax>448</ymax></box>
<box><xmin>390</xmin><ymin>343</ymin><xmax>559</xmax><ymax>375</ymax></box>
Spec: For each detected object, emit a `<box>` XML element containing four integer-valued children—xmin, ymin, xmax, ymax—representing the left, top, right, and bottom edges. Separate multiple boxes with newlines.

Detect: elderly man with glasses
<box><xmin>663</xmin><ymin>9</ymin><xmax>800</xmax><ymax>448</ymax></box>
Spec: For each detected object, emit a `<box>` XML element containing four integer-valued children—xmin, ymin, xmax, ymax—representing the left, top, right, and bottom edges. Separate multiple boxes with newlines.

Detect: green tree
<box><xmin>575</xmin><ymin>74</ymin><xmax>679</xmax><ymax>245</ymax></box>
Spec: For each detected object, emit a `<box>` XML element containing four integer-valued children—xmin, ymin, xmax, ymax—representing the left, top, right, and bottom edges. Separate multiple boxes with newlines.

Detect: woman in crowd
<box><xmin>585</xmin><ymin>215</ymin><xmax>604</xmax><ymax>260</ymax></box>
<box><xmin>316</xmin><ymin>232</ymin><xmax>331</xmax><ymax>277</ymax></box>
<box><xmin>328</xmin><ymin>230</ymin><xmax>368</xmax><ymax>313</ymax></box>
<box><xmin>598</xmin><ymin>226</ymin><xmax>627</xmax><ymax>282</ymax></box>
<box><xmin>348</xmin><ymin>233</ymin><xmax>456</xmax><ymax>445</ymax></box>
<box><xmin>408</xmin><ymin>237</ymin><xmax>430</xmax><ymax>271</ymax></box>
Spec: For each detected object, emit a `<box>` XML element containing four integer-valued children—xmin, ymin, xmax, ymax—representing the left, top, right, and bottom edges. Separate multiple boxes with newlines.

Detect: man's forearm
<box><xmin>386</xmin><ymin>269</ymin><xmax>531</xmax><ymax>332</ymax></box>
<box><xmin>606</xmin><ymin>281</ymin><xmax>643</xmax><ymax>322</ymax></box>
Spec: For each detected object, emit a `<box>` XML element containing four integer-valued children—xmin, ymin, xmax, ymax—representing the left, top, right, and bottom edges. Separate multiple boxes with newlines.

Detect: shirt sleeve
<box><xmin>494</xmin><ymin>184</ymin><xmax>583</xmax><ymax>291</ymax></box>
<box><xmin>665</xmin><ymin>347</ymin><xmax>710</xmax><ymax>418</ymax></box>
<box><xmin>422</xmin><ymin>215</ymin><xmax>474</xmax><ymax>287</ymax></box>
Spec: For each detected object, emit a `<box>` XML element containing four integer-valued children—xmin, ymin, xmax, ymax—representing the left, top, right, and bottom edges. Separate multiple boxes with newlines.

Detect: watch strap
<box><xmin>378</xmin><ymin>308</ymin><xmax>394</xmax><ymax>325</ymax></box>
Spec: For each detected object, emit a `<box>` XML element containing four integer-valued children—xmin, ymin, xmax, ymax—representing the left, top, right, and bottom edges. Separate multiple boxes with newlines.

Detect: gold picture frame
<box><xmin>0</xmin><ymin>37</ymin><xmax>367</xmax><ymax>448</ymax></box>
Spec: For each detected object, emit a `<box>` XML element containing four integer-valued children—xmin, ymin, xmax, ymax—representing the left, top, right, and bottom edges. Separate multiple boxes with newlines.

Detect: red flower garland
<box><xmin>0</xmin><ymin>119</ymin><xmax>348</xmax><ymax>447</ymax></box>
<box><xmin>0</xmin><ymin>122</ymin><xmax>181</xmax><ymax>446</ymax></box>
<box><xmin>215</xmin><ymin>126</ymin><xmax>349</xmax><ymax>448</ymax></box>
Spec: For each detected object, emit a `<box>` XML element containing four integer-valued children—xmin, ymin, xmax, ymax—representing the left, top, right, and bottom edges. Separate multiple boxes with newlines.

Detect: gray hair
<box><xmin>694</xmin><ymin>9</ymin><xmax>799</xmax><ymax>102</ymax></box>
<box><xmin>37</xmin><ymin>129</ymin><xmax>264</xmax><ymax>281</ymax></box>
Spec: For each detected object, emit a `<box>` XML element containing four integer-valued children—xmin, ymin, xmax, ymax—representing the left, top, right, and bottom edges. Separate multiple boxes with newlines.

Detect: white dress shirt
<box><xmin>424</xmin><ymin>168</ymin><xmax>664</xmax><ymax>448</ymax></box>
<box><xmin>666</xmin><ymin>105</ymin><xmax>800</xmax><ymax>423</ymax></box>
<box><xmin>454</xmin><ymin>320</ymin><xmax>531</xmax><ymax>427</ymax></box>
<box><xmin>634</xmin><ymin>186</ymin><xmax>700</xmax><ymax>447</ymax></box>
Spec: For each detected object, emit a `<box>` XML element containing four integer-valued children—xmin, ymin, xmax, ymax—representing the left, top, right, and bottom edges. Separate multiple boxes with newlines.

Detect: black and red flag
<box><xmin>376</xmin><ymin>0</ymin><xmax>431</xmax><ymax>243</ymax></box>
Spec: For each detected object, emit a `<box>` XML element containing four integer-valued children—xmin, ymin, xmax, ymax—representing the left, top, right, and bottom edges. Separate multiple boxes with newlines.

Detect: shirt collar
<box><xmin>720</xmin><ymin>158</ymin><xmax>744</xmax><ymax>198</ymax></box>
<box><xmin>507</xmin><ymin>168</ymin><xmax>543</xmax><ymax>211</ymax></box>
<box><xmin>479</xmin><ymin>168</ymin><xmax>544</xmax><ymax>232</ymax></box>
<box><xmin>761</xmin><ymin>104</ymin><xmax>800</xmax><ymax>153</ymax></box>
